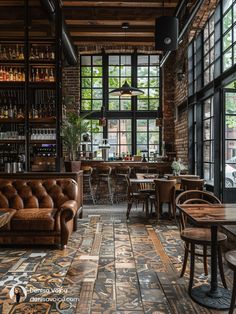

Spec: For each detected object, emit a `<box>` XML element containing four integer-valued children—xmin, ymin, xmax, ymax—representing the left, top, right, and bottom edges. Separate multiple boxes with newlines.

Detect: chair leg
<box><xmin>126</xmin><ymin>201</ymin><xmax>133</xmax><ymax>220</ymax></box>
<box><xmin>145</xmin><ymin>197</ymin><xmax>149</xmax><ymax>217</ymax></box>
<box><xmin>203</xmin><ymin>245</ymin><xmax>208</xmax><ymax>276</ymax></box>
<box><xmin>218</xmin><ymin>245</ymin><xmax>227</xmax><ymax>289</ymax></box>
<box><xmin>180</xmin><ymin>243</ymin><xmax>189</xmax><ymax>277</ymax></box>
<box><xmin>188</xmin><ymin>243</ymin><xmax>195</xmax><ymax>295</ymax></box>
<box><xmin>229</xmin><ymin>271</ymin><xmax>236</xmax><ymax>314</ymax></box>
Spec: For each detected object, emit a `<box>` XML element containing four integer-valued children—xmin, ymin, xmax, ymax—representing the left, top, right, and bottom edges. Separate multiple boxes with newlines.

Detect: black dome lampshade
<box><xmin>109</xmin><ymin>80</ymin><xmax>144</xmax><ymax>97</ymax></box>
<box><xmin>155</xmin><ymin>16</ymin><xmax>179</xmax><ymax>51</ymax></box>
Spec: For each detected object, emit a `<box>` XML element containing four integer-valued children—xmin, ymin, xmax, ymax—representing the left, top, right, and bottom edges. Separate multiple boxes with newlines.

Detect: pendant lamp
<box><xmin>109</xmin><ymin>23</ymin><xmax>144</xmax><ymax>97</ymax></box>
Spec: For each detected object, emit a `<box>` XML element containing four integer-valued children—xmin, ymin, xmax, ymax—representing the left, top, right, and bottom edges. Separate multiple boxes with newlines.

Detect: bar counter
<box><xmin>81</xmin><ymin>160</ymin><xmax>171</xmax><ymax>175</ymax></box>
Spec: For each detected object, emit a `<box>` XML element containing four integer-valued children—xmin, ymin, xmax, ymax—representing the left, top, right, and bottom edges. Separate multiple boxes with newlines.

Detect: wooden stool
<box><xmin>225</xmin><ymin>250</ymin><xmax>236</xmax><ymax>314</ymax></box>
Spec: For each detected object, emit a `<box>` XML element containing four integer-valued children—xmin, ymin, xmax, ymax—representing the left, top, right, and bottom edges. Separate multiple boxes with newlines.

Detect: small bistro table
<box><xmin>176</xmin><ymin>203</ymin><xmax>236</xmax><ymax>310</ymax></box>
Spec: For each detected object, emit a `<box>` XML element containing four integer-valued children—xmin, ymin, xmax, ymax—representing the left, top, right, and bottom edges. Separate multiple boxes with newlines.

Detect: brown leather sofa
<box><xmin>0</xmin><ymin>178</ymin><xmax>80</xmax><ymax>248</ymax></box>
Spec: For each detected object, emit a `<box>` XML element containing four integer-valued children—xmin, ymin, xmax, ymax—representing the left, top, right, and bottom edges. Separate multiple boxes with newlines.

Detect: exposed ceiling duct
<box><xmin>40</xmin><ymin>0</ymin><xmax>78</xmax><ymax>66</ymax></box>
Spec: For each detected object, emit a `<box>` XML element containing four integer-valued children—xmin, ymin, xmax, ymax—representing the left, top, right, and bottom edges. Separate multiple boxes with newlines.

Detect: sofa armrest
<box><xmin>60</xmin><ymin>200</ymin><xmax>78</xmax><ymax>249</ymax></box>
<box><xmin>61</xmin><ymin>200</ymin><xmax>78</xmax><ymax>217</ymax></box>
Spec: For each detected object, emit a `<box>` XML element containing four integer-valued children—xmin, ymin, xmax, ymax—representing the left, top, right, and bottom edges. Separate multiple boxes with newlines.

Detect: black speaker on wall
<box><xmin>155</xmin><ymin>16</ymin><xmax>179</xmax><ymax>51</ymax></box>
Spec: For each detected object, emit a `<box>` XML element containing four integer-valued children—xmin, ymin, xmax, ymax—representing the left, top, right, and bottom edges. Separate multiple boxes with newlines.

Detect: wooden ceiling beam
<box><xmin>63</xmin><ymin>1</ymin><xmax>178</xmax><ymax>8</ymax></box>
<box><xmin>69</xmin><ymin>25</ymin><xmax>154</xmax><ymax>32</ymax></box>
<box><xmin>63</xmin><ymin>7</ymin><xmax>174</xmax><ymax>19</ymax></box>
<box><xmin>74</xmin><ymin>40</ymin><xmax>155</xmax><ymax>46</ymax></box>
<box><xmin>66</xmin><ymin>19</ymin><xmax>155</xmax><ymax>26</ymax></box>
<box><xmin>70</xmin><ymin>31</ymin><xmax>154</xmax><ymax>37</ymax></box>
<box><xmin>72</xmin><ymin>36</ymin><xmax>154</xmax><ymax>42</ymax></box>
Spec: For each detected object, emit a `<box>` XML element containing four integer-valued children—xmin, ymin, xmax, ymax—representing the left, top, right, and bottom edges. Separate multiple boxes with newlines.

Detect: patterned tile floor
<box><xmin>0</xmin><ymin>203</ymin><xmax>234</xmax><ymax>314</ymax></box>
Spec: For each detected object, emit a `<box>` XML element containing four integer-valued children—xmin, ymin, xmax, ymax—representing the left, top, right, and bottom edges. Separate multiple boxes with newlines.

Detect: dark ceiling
<box><xmin>0</xmin><ymin>0</ymin><xmax>198</xmax><ymax>49</ymax></box>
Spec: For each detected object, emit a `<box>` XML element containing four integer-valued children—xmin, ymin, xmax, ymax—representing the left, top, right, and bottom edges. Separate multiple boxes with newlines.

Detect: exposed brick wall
<box><xmin>163</xmin><ymin>0</ymin><xmax>218</xmax><ymax>168</ymax></box>
<box><xmin>62</xmin><ymin>63</ymin><xmax>80</xmax><ymax>111</ymax></box>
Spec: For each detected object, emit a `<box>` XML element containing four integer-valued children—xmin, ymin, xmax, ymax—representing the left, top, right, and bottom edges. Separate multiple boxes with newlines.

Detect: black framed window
<box><xmin>136</xmin><ymin>119</ymin><xmax>160</xmax><ymax>157</ymax></box>
<box><xmin>137</xmin><ymin>55</ymin><xmax>160</xmax><ymax>110</ymax></box>
<box><xmin>108</xmin><ymin>55</ymin><xmax>131</xmax><ymax>111</ymax></box>
<box><xmin>188</xmin><ymin>42</ymin><xmax>194</xmax><ymax>96</ymax></box>
<box><xmin>107</xmin><ymin>119</ymin><xmax>132</xmax><ymax>157</ymax></box>
<box><xmin>203</xmin><ymin>97</ymin><xmax>214</xmax><ymax>185</ymax></box>
<box><xmin>81</xmin><ymin>55</ymin><xmax>103</xmax><ymax>111</ymax></box>
<box><xmin>222</xmin><ymin>0</ymin><xmax>236</xmax><ymax>71</ymax></box>
<box><xmin>80</xmin><ymin>54</ymin><xmax>161</xmax><ymax>159</ymax></box>
<box><xmin>203</xmin><ymin>15</ymin><xmax>215</xmax><ymax>85</ymax></box>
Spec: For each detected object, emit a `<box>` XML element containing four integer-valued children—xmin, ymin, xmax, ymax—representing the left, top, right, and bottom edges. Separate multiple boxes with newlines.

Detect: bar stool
<box><xmin>114</xmin><ymin>166</ymin><xmax>131</xmax><ymax>203</ymax></box>
<box><xmin>225</xmin><ymin>250</ymin><xmax>236</xmax><ymax>314</ymax></box>
<box><xmin>95</xmin><ymin>166</ymin><xmax>113</xmax><ymax>204</ymax></box>
<box><xmin>82</xmin><ymin>166</ymin><xmax>95</xmax><ymax>204</ymax></box>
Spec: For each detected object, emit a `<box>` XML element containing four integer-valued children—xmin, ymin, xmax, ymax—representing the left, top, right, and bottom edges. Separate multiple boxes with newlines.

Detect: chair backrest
<box><xmin>82</xmin><ymin>166</ymin><xmax>93</xmax><ymax>176</ymax></box>
<box><xmin>95</xmin><ymin>166</ymin><xmax>112</xmax><ymax>176</ymax></box>
<box><xmin>154</xmin><ymin>179</ymin><xmax>176</xmax><ymax>203</ymax></box>
<box><xmin>126</xmin><ymin>176</ymin><xmax>138</xmax><ymax>197</ymax></box>
<box><xmin>115</xmin><ymin>166</ymin><xmax>131</xmax><ymax>176</ymax></box>
<box><xmin>133</xmin><ymin>166</ymin><xmax>149</xmax><ymax>174</ymax></box>
<box><xmin>181</xmin><ymin>178</ymin><xmax>205</xmax><ymax>191</ymax></box>
<box><xmin>136</xmin><ymin>173</ymin><xmax>155</xmax><ymax>191</ymax></box>
<box><xmin>176</xmin><ymin>190</ymin><xmax>221</xmax><ymax>231</ymax></box>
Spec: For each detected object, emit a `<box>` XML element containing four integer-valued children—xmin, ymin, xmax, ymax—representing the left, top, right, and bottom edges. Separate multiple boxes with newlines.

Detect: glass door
<box><xmin>223</xmin><ymin>89</ymin><xmax>236</xmax><ymax>202</ymax></box>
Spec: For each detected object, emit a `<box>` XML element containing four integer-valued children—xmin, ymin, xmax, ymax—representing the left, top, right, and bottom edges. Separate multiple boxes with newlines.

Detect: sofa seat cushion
<box><xmin>11</xmin><ymin>208</ymin><xmax>57</xmax><ymax>231</ymax></box>
<box><xmin>0</xmin><ymin>208</ymin><xmax>17</xmax><ymax>230</ymax></box>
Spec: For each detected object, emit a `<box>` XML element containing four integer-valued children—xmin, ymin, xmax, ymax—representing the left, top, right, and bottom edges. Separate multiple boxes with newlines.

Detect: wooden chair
<box><xmin>126</xmin><ymin>176</ymin><xmax>149</xmax><ymax>220</ymax></box>
<box><xmin>181</xmin><ymin>178</ymin><xmax>205</xmax><ymax>191</ymax></box>
<box><xmin>225</xmin><ymin>250</ymin><xmax>236</xmax><ymax>314</ymax></box>
<box><xmin>114</xmin><ymin>166</ymin><xmax>131</xmax><ymax>203</ymax></box>
<box><xmin>95</xmin><ymin>166</ymin><xmax>113</xmax><ymax>204</ymax></box>
<box><xmin>150</xmin><ymin>179</ymin><xmax>176</xmax><ymax>221</ymax></box>
<box><xmin>176</xmin><ymin>190</ymin><xmax>227</xmax><ymax>293</ymax></box>
<box><xmin>81</xmin><ymin>166</ymin><xmax>95</xmax><ymax>204</ymax></box>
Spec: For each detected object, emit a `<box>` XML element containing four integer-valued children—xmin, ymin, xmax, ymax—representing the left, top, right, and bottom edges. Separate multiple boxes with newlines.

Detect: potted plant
<box><xmin>61</xmin><ymin>111</ymin><xmax>91</xmax><ymax>172</ymax></box>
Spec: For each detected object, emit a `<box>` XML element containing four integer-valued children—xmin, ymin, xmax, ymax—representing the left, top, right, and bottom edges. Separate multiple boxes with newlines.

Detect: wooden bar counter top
<box><xmin>81</xmin><ymin>160</ymin><xmax>171</xmax><ymax>175</ymax></box>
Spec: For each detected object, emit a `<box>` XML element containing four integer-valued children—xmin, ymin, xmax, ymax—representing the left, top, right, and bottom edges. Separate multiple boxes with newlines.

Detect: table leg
<box><xmin>190</xmin><ymin>224</ymin><xmax>231</xmax><ymax>309</ymax></box>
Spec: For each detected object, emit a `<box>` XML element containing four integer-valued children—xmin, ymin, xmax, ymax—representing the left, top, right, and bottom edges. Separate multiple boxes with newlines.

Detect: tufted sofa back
<box><xmin>0</xmin><ymin>179</ymin><xmax>78</xmax><ymax>210</ymax></box>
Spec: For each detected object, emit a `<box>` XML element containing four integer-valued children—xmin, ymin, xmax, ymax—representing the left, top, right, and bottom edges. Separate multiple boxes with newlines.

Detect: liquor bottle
<box><xmin>18</xmin><ymin>68</ymin><xmax>22</xmax><ymax>81</ymax></box>
<box><xmin>13</xmin><ymin>105</ymin><xmax>17</xmax><ymax>118</ymax></box>
<box><xmin>17</xmin><ymin>108</ymin><xmax>24</xmax><ymax>119</ymax></box>
<box><xmin>39</xmin><ymin>48</ymin><xmax>44</xmax><ymax>60</ymax></box>
<box><xmin>8</xmin><ymin>103</ymin><xmax>13</xmax><ymax>118</ymax></box>
<box><xmin>34</xmin><ymin>48</ymin><xmax>39</xmax><ymax>60</ymax></box>
<box><xmin>16</xmin><ymin>44</ymin><xmax>20</xmax><ymax>59</ymax></box>
<box><xmin>35</xmin><ymin>69</ymin><xmax>40</xmax><ymax>82</ymax></box>
<box><xmin>31</xmin><ymin>68</ymin><xmax>35</xmax><ymax>82</ymax></box>
<box><xmin>5</xmin><ymin>67</ymin><xmax>9</xmax><ymax>81</ymax></box>
<box><xmin>8</xmin><ymin>47</ymin><xmax>12</xmax><ymax>60</ymax></box>
<box><xmin>49</xmin><ymin>68</ymin><xmax>54</xmax><ymax>82</ymax></box>
<box><xmin>2</xmin><ymin>48</ymin><xmax>7</xmax><ymax>60</ymax></box>
<box><xmin>13</xmin><ymin>68</ymin><xmax>18</xmax><ymax>81</ymax></box>
<box><xmin>44</xmin><ymin>68</ymin><xmax>49</xmax><ymax>81</ymax></box>
<box><xmin>30</xmin><ymin>47</ymin><xmax>35</xmax><ymax>60</ymax></box>
<box><xmin>11</xmin><ymin>48</ymin><xmax>16</xmax><ymax>59</ymax></box>
<box><xmin>4</xmin><ymin>106</ymin><xmax>8</xmax><ymax>118</ymax></box>
<box><xmin>9</xmin><ymin>67</ymin><xmax>14</xmax><ymax>81</ymax></box>
<box><xmin>19</xmin><ymin>47</ymin><xmax>24</xmax><ymax>60</ymax></box>
<box><xmin>40</xmin><ymin>68</ymin><xmax>44</xmax><ymax>81</ymax></box>
<box><xmin>22</xmin><ymin>70</ymin><xmax>25</xmax><ymax>82</ymax></box>
<box><xmin>46</xmin><ymin>46</ymin><xmax>50</xmax><ymax>59</ymax></box>
<box><xmin>0</xmin><ymin>66</ymin><xmax>3</xmax><ymax>81</ymax></box>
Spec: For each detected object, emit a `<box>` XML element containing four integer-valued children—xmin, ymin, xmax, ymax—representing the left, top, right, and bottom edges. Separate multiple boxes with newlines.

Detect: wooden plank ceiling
<box><xmin>0</xmin><ymin>1</ymin><xmax>197</xmax><ymax>49</ymax></box>
<box><xmin>62</xmin><ymin>0</ymin><xmax>182</xmax><ymax>47</ymax></box>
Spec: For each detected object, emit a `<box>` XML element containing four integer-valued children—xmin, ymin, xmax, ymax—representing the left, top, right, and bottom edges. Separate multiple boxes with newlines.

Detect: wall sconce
<box><xmin>99</xmin><ymin>106</ymin><xmax>106</xmax><ymax>127</ymax></box>
<box><xmin>177</xmin><ymin>71</ymin><xmax>186</xmax><ymax>81</ymax></box>
<box><xmin>156</xmin><ymin>107</ymin><xmax>163</xmax><ymax>127</ymax></box>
